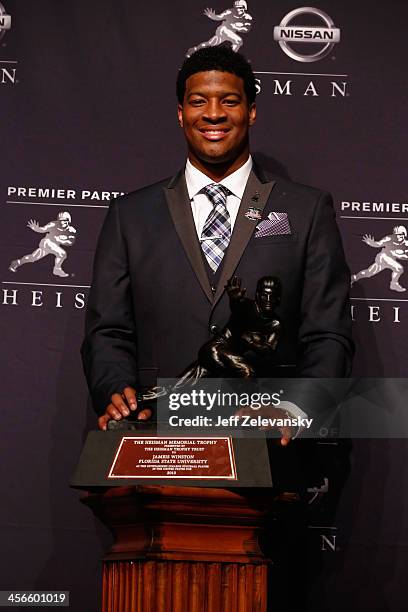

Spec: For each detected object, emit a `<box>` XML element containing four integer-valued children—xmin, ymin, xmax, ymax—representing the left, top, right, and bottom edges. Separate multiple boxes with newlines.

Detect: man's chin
<box><xmin>195</xmin><ymin>148</ymin><xmax>242</xmax><ymax>167</ymax></box>
<box><xmin>198</xmin><ymin>152</ymin><xmax>233</xmax><ymax>165</ymax></box>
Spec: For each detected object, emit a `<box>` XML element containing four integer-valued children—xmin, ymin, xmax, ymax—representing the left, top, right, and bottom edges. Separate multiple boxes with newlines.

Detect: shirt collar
<box><xmin>185</xmin><ymin>155</ymin><xmax>253</xmax><ymax>200</ymax></box>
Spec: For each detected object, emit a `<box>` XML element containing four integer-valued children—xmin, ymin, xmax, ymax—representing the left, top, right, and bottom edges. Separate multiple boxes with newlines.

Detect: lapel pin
<box><xmin>245</xmin><ymin>206</ymin><xmax>262</xmax><ymax>221</ymax></box>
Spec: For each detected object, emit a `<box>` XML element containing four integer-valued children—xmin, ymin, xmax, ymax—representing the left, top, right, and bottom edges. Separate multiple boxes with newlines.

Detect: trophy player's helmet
<box><xmin>393</xmin><ymin>225</ymin><xmax>407</xmax><ymax>237</ymax></box>
<box><xmin>234</xmin><ymin>0</ymin><xmax>247</xmax><ymax>10</ymax></box>
<box><xmin>58</xmin><ymin>211</ymin><xmax>72</xmax><ymax>224</ymax></box>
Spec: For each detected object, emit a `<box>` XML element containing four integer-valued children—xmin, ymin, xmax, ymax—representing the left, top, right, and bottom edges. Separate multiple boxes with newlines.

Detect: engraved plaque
<box><xmin>108</xmin><ymin>437</ymin><xmax>237</xmax><ymax>480</ymax></box>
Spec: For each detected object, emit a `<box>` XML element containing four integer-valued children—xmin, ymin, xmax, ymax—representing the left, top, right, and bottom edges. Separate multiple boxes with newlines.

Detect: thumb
<box><xmin>98</xmin><ymin>414</ymin><xmax>110</xmax><ymax>431</ymax></box>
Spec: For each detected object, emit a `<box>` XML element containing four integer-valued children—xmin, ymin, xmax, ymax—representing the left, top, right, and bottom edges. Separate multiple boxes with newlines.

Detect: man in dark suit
<box><xmin>81</xmin><ymin>46</ymin><xmax>353</xmax><ymax>437</ymax></box>
<box><xmin>82</xmin><ymin>45</ymin><xmax>353</xmax><ymax>609</ymax></box>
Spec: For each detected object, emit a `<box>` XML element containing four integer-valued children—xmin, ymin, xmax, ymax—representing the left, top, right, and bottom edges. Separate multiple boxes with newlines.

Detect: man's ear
<box><xmin>177</xmin><ymin>104</ymin><xmax>184</xmax><ymax>128</ymax></box>
<box><xmin>249</xmin><ymin>102</ymin><xmax>257</xmax><ymax>127</ymax></box>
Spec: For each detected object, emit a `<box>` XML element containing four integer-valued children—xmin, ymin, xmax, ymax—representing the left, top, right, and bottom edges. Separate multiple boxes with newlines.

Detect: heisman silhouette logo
<box><xmin>0</xmin><ymin>2</ymin><xmax>11</xmax><ymax>42</ymax></box>
<box><xmin>351</xmin><ymin>225</ymin><xmax>408</xmax><ymax>293</ymax></box>
<box><xmin>9</xmin><ymin>212</ymin><xmax>77</xmax><ymax>278</ymax></box>
<box><xmin>186</xmin><ymin>1</ymin><xmax>253</xmax><ymax>57</ymax></box>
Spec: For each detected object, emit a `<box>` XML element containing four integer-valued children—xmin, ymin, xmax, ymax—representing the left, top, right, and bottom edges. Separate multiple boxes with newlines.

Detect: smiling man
<box><xmin>177</xmin><ymin>68</ymin><xmax>255</xmax><ymax>177</ymax></box>
<box><xmin>81</xmin><ymin>46</ymin><xmax>353</xmax><ymax>441</ymax></box>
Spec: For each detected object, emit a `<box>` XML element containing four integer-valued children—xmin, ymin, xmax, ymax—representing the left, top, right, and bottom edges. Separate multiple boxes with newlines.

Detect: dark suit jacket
<box><xmin>81</xmin><ymin>165</ymin><xmax>354</xmax><ymax>415</ymax></box>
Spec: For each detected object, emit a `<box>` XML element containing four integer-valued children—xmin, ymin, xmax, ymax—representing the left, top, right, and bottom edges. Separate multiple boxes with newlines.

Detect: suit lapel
<box><xmin>163</xmin><ymin>170</ymin><xmax>213</xmax><ymax>303</ymax></box>
<box><xmin>213</xmin><ymin>169</ymin><xmax>276</xmax><ymax>306</ymax></box>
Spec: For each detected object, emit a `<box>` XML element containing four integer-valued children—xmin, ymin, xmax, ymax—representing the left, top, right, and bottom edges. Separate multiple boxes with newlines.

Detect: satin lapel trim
<box><xmin>163</xmin><ymin>172</ymin><xmax>213</xmax><ymax>303</ymax></box>
<box><xmin>213</xmin><ymin>171</ymin><xmax>276</xmax><ymax>306</ymax></box>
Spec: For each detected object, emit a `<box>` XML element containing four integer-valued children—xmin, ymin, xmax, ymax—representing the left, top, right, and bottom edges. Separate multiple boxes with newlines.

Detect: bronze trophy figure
<box><xmin>134</xmin><ymin>275</ymin><xmax>281</xmax><ymax>412</ymax></box>
<box><xmin>177</xmin><ymin>275</ymin><xmax>281</xmax><ymax>384</ymax></box>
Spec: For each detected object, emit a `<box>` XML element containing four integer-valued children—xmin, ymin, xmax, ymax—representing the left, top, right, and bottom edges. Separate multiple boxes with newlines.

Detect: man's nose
<box><xmin>203</xmin><ymin>100</ymin><xmax>227</xmax><ymax>122</ymax></box>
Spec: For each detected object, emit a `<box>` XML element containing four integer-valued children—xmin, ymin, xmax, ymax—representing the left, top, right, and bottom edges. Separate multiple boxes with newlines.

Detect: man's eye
<box><xmin>190</xmin><ymin>99</ymin><xmax>205</xmax><ymax>106</ymax></box>
<box><xmin>224</xmin><ymin>99</ymin><xmax>239</xmax><ymax>106</ymax></box>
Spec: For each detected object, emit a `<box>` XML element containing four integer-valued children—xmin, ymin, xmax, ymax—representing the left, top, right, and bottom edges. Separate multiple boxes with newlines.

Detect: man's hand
<box><xmin>98</xmin><ymin>386</ymin><xmax>152</xmax><ymax>430</ymax></box>
<box><xmin>235</xmin><ymin>405</ymin><xmax>296</xmax><ymax>446</ymax></box>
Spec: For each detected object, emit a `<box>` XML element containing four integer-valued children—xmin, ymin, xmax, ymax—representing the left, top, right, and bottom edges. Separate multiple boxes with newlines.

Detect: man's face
<box><xmin>177</xmin><ymin>70</ymin><xmax>256</xmax><ymax>169</ymax></box>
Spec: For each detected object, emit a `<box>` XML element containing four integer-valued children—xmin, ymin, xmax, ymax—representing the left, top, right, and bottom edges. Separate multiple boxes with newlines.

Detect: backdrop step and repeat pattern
<box><xmin>1</xmin><ymin>2</ymin><xmax>408</xmax><ymax>610</ymax></box>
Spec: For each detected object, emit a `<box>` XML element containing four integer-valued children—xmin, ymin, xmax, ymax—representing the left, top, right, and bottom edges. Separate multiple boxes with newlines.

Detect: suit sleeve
<box><xmin>297</xmin><ymin>191</ymin><xmax>354</xmax><ymax>377</ymax></box>
<box><xmin>81</xmin><ymin>199</ymin><xmax>139</xmax><ymax>415</ymax></box>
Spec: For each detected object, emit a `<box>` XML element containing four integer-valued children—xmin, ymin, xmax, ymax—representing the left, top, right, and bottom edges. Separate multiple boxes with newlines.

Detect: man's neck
<box><xmin>187</xmin><ymin>154</ymin><xmax>251</xmax><ymax>182</ymax></box>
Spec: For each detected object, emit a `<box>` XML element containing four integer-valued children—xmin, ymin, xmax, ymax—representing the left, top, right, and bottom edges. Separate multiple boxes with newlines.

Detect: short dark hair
<box><xmin>176</xmin><ymin>46</ymin><xmax>257</xmax><ymax>105</ymax></box>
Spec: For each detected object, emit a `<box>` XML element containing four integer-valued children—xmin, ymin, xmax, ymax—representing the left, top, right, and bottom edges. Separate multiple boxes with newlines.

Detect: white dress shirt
<box><xmin>185</xmin><ymin>155</ymin><xmax>253</xmax><ymax>238</ymax></box>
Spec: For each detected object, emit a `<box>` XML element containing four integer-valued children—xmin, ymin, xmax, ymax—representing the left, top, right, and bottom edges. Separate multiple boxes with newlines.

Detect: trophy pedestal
<box><xmin>82</xmin><ymin>485</ymin><xmax>273</xmax><ymax>612</ymax></box>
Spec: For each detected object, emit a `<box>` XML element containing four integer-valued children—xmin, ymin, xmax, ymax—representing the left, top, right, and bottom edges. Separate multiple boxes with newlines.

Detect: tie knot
<box><xmin>202</xmin><ymin>183</ymin><xmax>230</xmax><ymax>205</ymax></box>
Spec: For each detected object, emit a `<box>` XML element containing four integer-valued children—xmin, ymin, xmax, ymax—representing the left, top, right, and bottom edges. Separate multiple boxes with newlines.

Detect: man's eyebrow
<box><xmin>187</xmin><ymin>91</ymin><xmax>242</xmax><ymax>98</ymax></box>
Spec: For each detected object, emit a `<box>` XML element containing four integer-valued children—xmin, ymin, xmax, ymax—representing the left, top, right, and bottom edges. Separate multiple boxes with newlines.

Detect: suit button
<box><xmin>211</xmin><ymin>285</ymin><xmax>216</xmax><ymax>293</ymax></box>
<box><xmin>210</xmin><ymin>324</ymin><xmax>219</xmax><ymax>335</ymax></box>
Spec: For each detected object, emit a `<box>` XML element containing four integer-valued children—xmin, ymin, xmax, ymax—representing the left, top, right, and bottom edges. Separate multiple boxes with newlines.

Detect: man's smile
<box><xmin>198</xmin><ymin>127</ymin><xmax>231</xmax><ymax>141</ymax></box>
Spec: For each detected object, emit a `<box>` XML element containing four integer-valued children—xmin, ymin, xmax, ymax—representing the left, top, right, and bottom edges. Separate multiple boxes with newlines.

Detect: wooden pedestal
<box><xmin>83</xmin><ymin>485</ymin><xmax>273</xmax><ymax>612</ymax></box>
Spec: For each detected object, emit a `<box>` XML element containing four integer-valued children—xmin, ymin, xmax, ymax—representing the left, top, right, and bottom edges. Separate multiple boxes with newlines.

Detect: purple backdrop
<box><xmin>1</xmin><ymin>1</ymin><xmax>408</xmax><ymax>610</ymax></box>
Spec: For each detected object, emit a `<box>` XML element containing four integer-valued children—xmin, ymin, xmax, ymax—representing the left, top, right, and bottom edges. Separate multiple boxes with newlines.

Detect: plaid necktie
<box><xmin>200</xmin><ymin>183</ymin><xmax>231</xmax><ymax>273</ymax></box>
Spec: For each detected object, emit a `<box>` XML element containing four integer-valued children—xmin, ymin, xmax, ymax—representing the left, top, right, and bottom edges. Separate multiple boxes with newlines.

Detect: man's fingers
<box><xmin>279</xmin><ymin>426</ymin><xmax>293</xmax><ymax>445</ymax></box>
<box><xmin>98</xmin><ymin>414</ymin><xmax>110</xmax><ymax>431</ymax></box>
<box><xmin>110</xmin><ymin>393</ymin><xmax>130</xmax><ymax>418</ymax></box>
<box><xmin>257</xmin><ymin>424</ymin><xmax>292</xmax><ymax>444</ymax></box>
<box><xmin>99</xmin><ymin>387</ymin><xmax>143</xmax><ymax>430</ymax></box>
<box><xmin>109</xmin><ymin>394</ymin><xmax>129</xmax><ymax>417</ymax></box>
<box><xmin>123</xmin><ymin>387</ymin><xmax>137</xmax><ymax>411</ymax></box>
<box><xmin>236</xmin><ymin>407</ymin><xmax>294</xmax><ymax>443</ymax></box>
<box><xmin>137</xmin><ymin>408</ymin><xmax>152</xmax><ymax>421</ymax></box>
<box><xmin>106</xmin><ymin>405</ymin><xmax>124</xmax><ymax>420</ymax></box>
